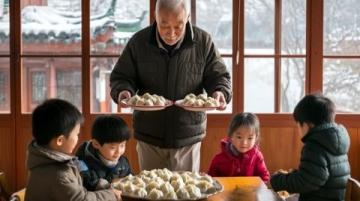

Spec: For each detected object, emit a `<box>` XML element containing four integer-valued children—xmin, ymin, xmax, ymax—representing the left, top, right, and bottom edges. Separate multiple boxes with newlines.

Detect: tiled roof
<box><xmin>0</xmin><ymin>5</ymin><xmax>145</xmax><ymax>45</ymax></box>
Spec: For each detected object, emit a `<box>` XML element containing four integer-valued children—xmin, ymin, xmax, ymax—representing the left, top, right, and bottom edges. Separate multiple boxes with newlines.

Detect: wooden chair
<box><xmin>9</xmin><ymin>188</ymin><xmax>26</xmax><ymax>201</ymax></box>
<box><xmin>0</xmin><ymin>171</ymin><xmax>10</xmax><ymax>201</ymax></box>
<box><xmin>345</xmin><ymin>177</ymin><xmax>360</xmax><ymax>201</ymax></box>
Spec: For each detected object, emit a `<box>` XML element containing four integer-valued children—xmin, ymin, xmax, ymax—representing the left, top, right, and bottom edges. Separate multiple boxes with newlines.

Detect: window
<box><xmin>244</xmin><ymin>0</ymin><xmax>306</xmax><ymax>113</ymax></box>
<box><xmin>0</xmin><ymin>0</ymin><xmax>9</xmax><ymax>113</ymax></box>
<box><xmin>323</xmin><ymin>0</ymin><xmax>360</xmax><ymax>113</ymax></box>
<box><xmin>90</xmin><ymin>0</ymin><xmax>150</xmax><ymax>113</ymax></box>
<box><xmin>196</xmin><ymin>0</ymin><xmax>233</xmax><ymax>114</ymax></box>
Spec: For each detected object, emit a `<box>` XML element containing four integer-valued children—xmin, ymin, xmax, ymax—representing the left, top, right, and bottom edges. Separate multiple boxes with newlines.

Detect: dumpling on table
<box><xmin>146</xmin><ymin>180</ymin><xmax>160</xmax><ymax>192</ymax></box>
<box><xmin>185</xmin><ymin>184</ymin><xmax>202</xmax><ymax>199</ymax></box>
<box><xmin>133</xmin><ymin>188</ymin><xmax>147</xmax><ymax>198</ymax></box>
<box><xmin>196</xmin><ymin>180</ymin><xmax>213</xmax><ymax>193</ymax></box>
<box><xmin>176</xmin><ymin>187</ymin><xmax>191</xmax><ymax>199</ymax></box>
<box><xmin>123</xmin><ymin>182</ymin><xmax>136</xmax><ymax>193</ymax></box>
<box><xmin>160</xmin><ymin>182</ymin><xmax>175</xmax><ymax>195</ymax></box>
<box><xmin>171</xmin><ymin>179</ymin><xmax>185</xmax><ymax>191</ymax></box>
<box><xmin>164</xmin><ymin>190</ymin><xmax>178</xmax><ymax>199</ymax></box>
<box><xmin>147</xmin><ymin>188</ymin><xmax>164</xmax><ymax>200</ymax></box>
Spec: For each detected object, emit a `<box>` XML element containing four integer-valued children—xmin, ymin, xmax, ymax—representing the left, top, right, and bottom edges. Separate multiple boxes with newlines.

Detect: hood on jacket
<box><xmin>27</xmin><ymin>140</ymin><xmax>75</xmax><ymax>170</ymax></box>
<box><xmin>77</xmin><ymin>141</ymin><xmax>102</xmax><ymax>163</ymax></box>
<box><xmin>302</xmin><ymin>123</ymin><xmax>350</xmax><ymax>155</ymax></box>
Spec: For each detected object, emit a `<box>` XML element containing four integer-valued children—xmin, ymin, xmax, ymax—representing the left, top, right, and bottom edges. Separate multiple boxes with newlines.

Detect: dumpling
<box><xmin>171</xmin><ymin>179</ymin><xmax>185</xmax><ymax>191</ymax></box>
<box><xmin>133</xmin><ymin>177</ymin><xmax>146</xmax><ymax>188</ymax></box>
<box><xmin>135</xmin><ymin>98</ymin><xmax>146</xmax><ymax>106</ymax></box>
<box><xmin>196</xmin><ymin>180</ymin><xmax>213</xmax><ymax>193</ymax></box>
<box><xmin>144</xmin><ymin>99</ymin><xmax>154</xmax><ymax>106</ymax></box>
<box><xmin>133</xmin><ymin>188</ymin><xmax>147</xmax><ymax>198</ymax></box>
<box><xmin>154</xmin><ymin>97</ymin><xmax>165</xmax><ymax>106</ymax></box>
<box><xmin>147</xmin><ymin>188</ymin><xmax>164</xmax><ymax>200</ymax></box>
<box><xmin>183</xmin><ymin>98</ymin><xmax>195</xmax><ymax>106</ymax></box>
<box><xmin>146</xmin><ymin>180</ymin><xmax>160</xmax><ymax>192</ymax></box>
<box><xmin>160</xmin><ymin>182</ymin><xmax>175</xmax><ymax>195</ymax></box>
<box><xmin>123</xmin><ymin>182</ymin><xmax>136</xmax><ymax>193</ymax></box>
<box><xmin>197</xmin><ymin>93</ymin><xmax>208</xmax><ymax>101</ymax></box>
<box><xmin>127</xmin><ymin>95</ymin><xmax>140</xmax><ymax>105</ymax></box>
<box><xmin>194</xmin><ymin>99</ymin><xmax>205</xmax><ymax>107</ymax></box>
<box><xmin>185</xmin><ymin>93</ymin><xmax>196</xmax><ymax>99</ymax></box>
<box><xmin>185</xmin><ymin>184</ymin><xmax>202</xmax><ymax>199</ymax></box>
<box><xmin>176</xmin><ymin>187</ymin><xmax>191</xmax><ymax>199</ymax></box>
<box><xmin>143</xmin><ymin>92</ymin><xmax>152</xmax><ymax>100</ymax></box>
<box><xmin>200</xmin><ymin>175</ymin><xmax>214</xmax><ymax>183</ymax></box>
<box><xmin>164</xmin><ymin>191</ymin><xmax>178</xmax><ymax>199</ymax></box>
<box><xmin>180</xmin><ymin>172</ymin><xmax>194</xmax><ymax>183</ymax></box>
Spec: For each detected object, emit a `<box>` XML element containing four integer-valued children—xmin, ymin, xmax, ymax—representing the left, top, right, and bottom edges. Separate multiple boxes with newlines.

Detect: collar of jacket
<box><xmin>301</xmin><ymin>122</ymin><xmax>337</xmax><ymax>142</ymax></box>
<box><xmin>148</xmin><ymin>21</ymin><xmax>195</xmax><ymax>49</ymax></box>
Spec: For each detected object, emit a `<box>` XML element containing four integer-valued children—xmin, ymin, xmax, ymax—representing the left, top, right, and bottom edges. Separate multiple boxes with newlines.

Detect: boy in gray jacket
<box><xmin>270</xmin><ymin>93</ymin><xmax>350</xmax><ymax>201</ymax></box>
<box><xmin>25</xmin><ymin>99</ymin><xmax>122</xmax><ymax>201</ymax></box>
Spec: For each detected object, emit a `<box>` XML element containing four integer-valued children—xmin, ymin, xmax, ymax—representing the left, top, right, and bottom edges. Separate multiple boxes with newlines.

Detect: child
<box><xmin>208</xmin><ymin>112</ymin><xmax>270</xmax><ymax>182</ymax></box>
<box><xmin>76</xmin><ymin>115</ymin><xmax>132</xmax><ymax>191</ymax></box>
<box><xmin>25</xmin><ymin>99</ymin><xmax>122</xmax><ymax>201</ymax></box>
<box><xmin>270</xmin><ymin>93</ymin><xmax>350</xmax><ymax>201</ymax></box>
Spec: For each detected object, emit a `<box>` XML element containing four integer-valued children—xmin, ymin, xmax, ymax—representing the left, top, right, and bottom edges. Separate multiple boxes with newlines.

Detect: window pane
<box><xmin>245</xmin><ymin>0</ymin><xmax>274</xmax><ymax>54</ymax></box>
<box><xmin>208</xmin><ymin>57</ymin><xmax>233</xmax><ymax>114</ymax></box>
<box><xmin>0</xmin><ymin>0</ymin><xmax>9</xmax><ymax>54</ymax></box>
<box><xmin>21</xmin><ymin>0</ymin><xmax>82</xmax><ymax>55</ymax></box>
<box><xmin>324</xmin><ymin>0</ymin><xmax>360</xmax><ymax>55</ymax></box>
<box><xmin>281</xmin><ymin>0</ymin><xmax>306</xmax><ymax>55</ymax></box>
<box><xmin>324</xmin><ymin>59</ymin><xmax>360</xmax><ymax>113</ymax></box>
<box><xmin>244</xmin><ymin>58</ymin><xmax>274</xmax><ymax>113</ymax></box>
<box><xmin>90</xmin><ymin>0</ymin><xmax>149</xmax><ymax>55</ymax></box>
<box><xmin>0</xmin><ymin>58</ymin><xmax>10</xmax><ymax>113</ymax></box>
<box><xmin>281</xmin><ymin>58</ymin><xmax>305</xmax><ymax>112</ymax></box>
<box><xmin>196</xmin><ymin>0</ymin><xmax>232</xmax><ymax>54</ymax></box>
<box><xmin>91</xmin><ymin>57</ymin><xmax>118</xmax><ymax>113</ymax></box>
<box><xmin>22</xmin><ymin>57</ymin><xmax>82</xmax><ymax>113</ymax></box>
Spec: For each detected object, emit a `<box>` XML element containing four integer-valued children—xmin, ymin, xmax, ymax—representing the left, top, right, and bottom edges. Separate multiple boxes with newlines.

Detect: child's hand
<box><xmin>274</xmin><ymin>169</ymin><xmax>288</xmax><ymax>175</ymax></box>
<box><xmin>112</xmin><ymin>189</ymin><xmax>122</xmax><ymax>201</ymax></box>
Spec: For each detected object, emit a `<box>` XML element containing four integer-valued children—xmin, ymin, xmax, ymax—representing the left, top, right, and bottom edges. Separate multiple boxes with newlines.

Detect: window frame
<box><xmin>3</xmin><ymin>0</ymin><xmax>359</xmax><ymax>128</ymax></box>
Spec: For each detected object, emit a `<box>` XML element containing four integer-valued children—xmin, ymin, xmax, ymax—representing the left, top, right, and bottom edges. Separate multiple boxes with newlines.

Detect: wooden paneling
<box><xmin>0</xmin><ymin>126</ymin><xmax>15</xmax><ymax>191</ymax></box>
<box><xmin>348</xmin><ymin>128</ymin><xmax>359</xmax><ymax>179</ymax></box>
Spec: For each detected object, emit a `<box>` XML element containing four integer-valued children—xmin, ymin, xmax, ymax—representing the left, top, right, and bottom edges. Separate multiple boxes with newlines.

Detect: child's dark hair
<box><xmin>92</xmin><ymin>115</ymin><xmax>130</xmax><ymax>145</ymax></box>
<box><xmin>293</xmin><ymin>93</ymin><xmax>335</xmax><ymax>126</ymax></box>
<box><xmin>32</xmin><ymin>99</ymin><xmax>83</xmax><ymax>146</ymax></box>
<box><xmin>228</xmin><ymin>113</ymin><xmax>260</xmax><ymax>138</ymax></box>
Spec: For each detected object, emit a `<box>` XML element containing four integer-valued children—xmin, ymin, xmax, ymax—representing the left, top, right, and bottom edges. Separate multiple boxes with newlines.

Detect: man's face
<box><xmin>156</xmin><ymin>6</ymin><xmax>189</xmax><ymax>46</ymax></box>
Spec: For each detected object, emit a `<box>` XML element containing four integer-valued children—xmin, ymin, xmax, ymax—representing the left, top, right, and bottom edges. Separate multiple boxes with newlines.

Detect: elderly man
<box><xmin>110</xmin><ymin>0</ymin><xmax>231</xmax><ymax>172</ymax></box>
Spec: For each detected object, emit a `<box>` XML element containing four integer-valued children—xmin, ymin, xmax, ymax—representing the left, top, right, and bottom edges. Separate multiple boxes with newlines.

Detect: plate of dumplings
<box><xmin>112</xmin><ymin>168</ymin><xmax>224</xmax><ymax>200</ymax></box>
<box><xmin>175</xmin><ymin>93</ymin><xmax>220</xmax><ymax>112</ymax></box>
<box><xmin>120</xmin><ymin>93</ymin><xmax>173</xmax><ymax>111</ymax></box>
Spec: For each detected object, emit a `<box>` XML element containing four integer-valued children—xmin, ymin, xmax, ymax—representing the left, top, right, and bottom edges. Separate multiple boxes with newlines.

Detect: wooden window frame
<box><xmin>3</xmin><ymin>0</ymin><xmax>360</xmax><ymax>128</ymax></box>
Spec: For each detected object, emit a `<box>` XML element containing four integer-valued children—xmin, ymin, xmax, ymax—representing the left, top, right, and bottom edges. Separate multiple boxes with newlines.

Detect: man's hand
<box><xmin>117</xmin><ymin>90</ymin><xmax>131</xmax><ymax>103</ymax></box>
<box><xmin>212</xmin><ymin>91</ymin><xmax>226</xmax><ymax>110</ymax></box>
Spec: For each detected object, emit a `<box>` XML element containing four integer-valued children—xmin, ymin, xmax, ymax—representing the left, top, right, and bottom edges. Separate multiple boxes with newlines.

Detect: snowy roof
<box><xmin>0</xmin><ymin>5</ymin><xmax>144</xmax><ymax>45</ymax></box>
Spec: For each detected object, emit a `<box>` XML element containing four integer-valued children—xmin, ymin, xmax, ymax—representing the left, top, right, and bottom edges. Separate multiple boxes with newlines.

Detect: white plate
<box><xmin>174</xmin><ymin>100</ymin><xmax>218</xmax><ymax>112</ymax></box>
<box><xmin>120</xmin><ymin>99</ymin><xmax>173</xmax><ymax>111</ymax></box>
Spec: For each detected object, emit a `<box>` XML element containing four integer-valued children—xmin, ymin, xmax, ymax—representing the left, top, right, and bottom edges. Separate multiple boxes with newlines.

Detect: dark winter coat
<box><xmin>208</xmin><ymin>138</ymin><xmax>270</xmax><ymax>182</ymax></box>
<box><xmin>110</xmin><ymin>22</ymin><xmax>232</xmax><ymax>148</ymax></box>
<box><xmin>76</xmin><ymin>141</ymin><xmax>132</xmax><ymax>191</ymax></box>
<box><xmin>270</xmin><ymin>123</ymin><xmax>351</xmax><ymax>201</ymax></box>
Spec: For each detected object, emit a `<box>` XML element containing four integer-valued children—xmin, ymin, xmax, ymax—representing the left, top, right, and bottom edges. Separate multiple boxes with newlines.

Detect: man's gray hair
<box><xmin>155</xmin><ymin>0</ymin><xmax>191</xmax><ymax>17</ymax></box>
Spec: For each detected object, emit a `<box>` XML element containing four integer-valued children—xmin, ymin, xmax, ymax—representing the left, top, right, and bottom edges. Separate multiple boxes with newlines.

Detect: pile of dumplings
<box><xmin>114</xmin><ymin>168</ymin><xmax>221</xmax><ymax>200</ymax></box>
<box><xmin>127</xmin><ymin>93</ymin><xmax>167</xmax><ymax>106</ymax></box>
<box><xmin>182</xmin><ymin>93</ymin><xmax>219</xmax><ymax>107</ymax></box>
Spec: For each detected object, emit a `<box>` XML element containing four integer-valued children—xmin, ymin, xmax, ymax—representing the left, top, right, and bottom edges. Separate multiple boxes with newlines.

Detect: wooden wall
<box><xmin>1</xmin><ymin>115</ymin><xmax>358</xmax><ymax>193</ymax></box>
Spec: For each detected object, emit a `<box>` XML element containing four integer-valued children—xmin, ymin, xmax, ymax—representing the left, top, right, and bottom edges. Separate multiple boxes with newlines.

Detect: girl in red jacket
<box><xmin>208</xmin><ymin>113</ymin><xmax>270</xmax><ymax>182</ymax></box>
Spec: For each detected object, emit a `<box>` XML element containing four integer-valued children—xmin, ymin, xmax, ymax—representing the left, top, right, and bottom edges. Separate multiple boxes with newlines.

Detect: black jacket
<box><xmin>270</xmin><ymin>123</ymin><xmax>351</xmax><ymax>201</ymax></box>
<box><xmin>110</xmin><ymin>22</ymin><xmax>232</xmax><ymax>148</ymax></box>
<box><xmin>75</xmin><ymin>141</ymin><xmax>132</xmax><ymax>191</ymax></box>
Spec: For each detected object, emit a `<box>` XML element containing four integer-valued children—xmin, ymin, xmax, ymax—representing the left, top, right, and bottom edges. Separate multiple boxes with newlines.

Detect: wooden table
<box><xmin>122</xmin><ymin>176</ymin><xmax>280</xmax><ymax>201</ymax></box>
<box><xmin>207</xmin><ymin>177</ymin><xmax>279</xmax><ymax>201</ymax></box>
